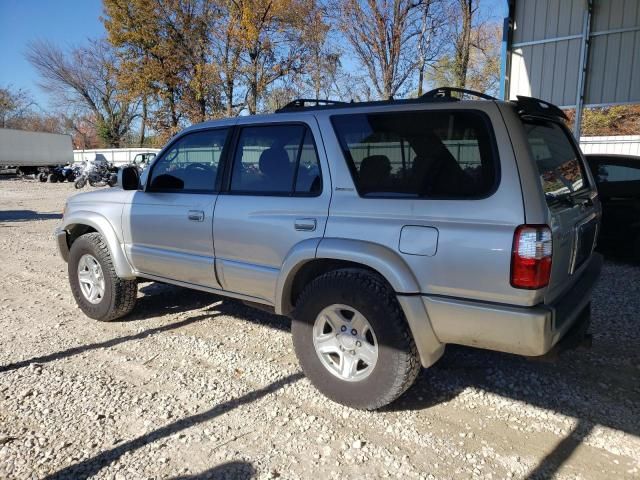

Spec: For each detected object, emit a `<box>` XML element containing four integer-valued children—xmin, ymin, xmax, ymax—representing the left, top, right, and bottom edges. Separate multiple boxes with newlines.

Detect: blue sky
<box><xmin>0</xmin><ymin>0</ymin><xmax>104</xmax><ymax>109</ymax></box>
<box><xmin>1</xmin><ymin>0</ymin><xmax>507</xmax><ymax>110</ymax></box>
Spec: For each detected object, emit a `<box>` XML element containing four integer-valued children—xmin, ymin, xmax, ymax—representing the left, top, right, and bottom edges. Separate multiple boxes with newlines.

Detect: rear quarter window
<box><xmin>331</xmin><ymin>110</ymin><xmax>498</xmax><ymax>198</ymax></box>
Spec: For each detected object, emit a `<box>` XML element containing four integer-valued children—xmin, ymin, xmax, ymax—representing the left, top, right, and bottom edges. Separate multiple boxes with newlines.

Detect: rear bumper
<box><xmin>55</xmin><ymin>227</ymin><xmax>69</xmax><ymax>262</ymax></box>
<box><xmin>424</xmin><ymin>253</ymin><xmax>603</xmax><ymax>356</ymax></box>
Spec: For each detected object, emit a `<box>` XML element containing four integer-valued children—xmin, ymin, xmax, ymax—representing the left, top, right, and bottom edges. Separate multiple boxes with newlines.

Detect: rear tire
<box><xmin>292</xmin><ymin>269</ymin><xmax>420</xmax><ymax>410</ymax></box>
<box><xmin>68</xmin><ymin>232</ymin><xmax>137</xmax><ymax>321</ymax></box>
<box><xmin>38</xmin><ymin>173</ymin><xmax>47</xmax><ymax>182</ymax></box>
<box><xmin>48</xmin><ymin>173</ymin><xmax>58</xmax><ymax>183</ymax></box>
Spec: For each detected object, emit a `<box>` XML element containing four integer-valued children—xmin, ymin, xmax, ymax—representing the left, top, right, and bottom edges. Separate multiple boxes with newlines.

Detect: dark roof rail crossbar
<box><xmin>273</xmin><ymin>86</ymin><xmax>498</xmax><ymax>113</ymax></box>
<box><xmin>421</xmin><ymin>87</ymin><xmax>498</xmax><ymax>101</ymax></box>
<box><xmin>514</xmin><ymin>95</ymin><xmax>569</xmax><ymax>121</ymax></box>
<box><xmin>275</xmin><ymin>98</ymin><xmax>348</xmax><ymax>113</ymax></box>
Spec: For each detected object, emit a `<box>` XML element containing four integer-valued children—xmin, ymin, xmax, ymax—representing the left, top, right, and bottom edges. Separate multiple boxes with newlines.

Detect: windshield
<box><xmin>524</xmin><ymin>119</ymin><xmax>589</xmax><ymax>204</ymax></box>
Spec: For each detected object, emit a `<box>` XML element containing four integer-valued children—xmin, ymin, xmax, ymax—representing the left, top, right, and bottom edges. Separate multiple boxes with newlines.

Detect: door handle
<box><xmin>294</xmin><ymin>218</ymin><xmax>316</xmax><ymax>232</ymax></box>
<box><xmin>188</xmin><ymin>210</ymin><xmax>205</xmax><ymax>222</ymax></box>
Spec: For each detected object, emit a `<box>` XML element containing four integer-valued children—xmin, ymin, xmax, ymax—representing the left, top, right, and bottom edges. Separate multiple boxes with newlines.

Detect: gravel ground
<box><xmin>0</xmin><ymin>177</ymin><xmax>639</xmax><ymax>480</ymax></box>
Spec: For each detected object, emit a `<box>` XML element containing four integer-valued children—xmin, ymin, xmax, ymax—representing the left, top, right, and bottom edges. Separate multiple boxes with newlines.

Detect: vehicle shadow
<box><xmin>134</xmin><ymin>282</ymin><xmax>291</xmax><ymax>332</ymax></box>
<box><xmin>169</xmin><ymin>461</ymin><xmax>256</xmax><ymax>479</ymax></box>
<box><xmin>43</xmin><ymin>373</ymin><xmax>303</xmax><ymax>480</ymax></box>
<box><xmin>0</xmin><ymin>209</ymin><xmax>62</xmax><ymax>222</ymax></box>
<box><xmin>0</xmin><ymin>312</ymin><xmax>219</xmax><ymax>374</ymax></box>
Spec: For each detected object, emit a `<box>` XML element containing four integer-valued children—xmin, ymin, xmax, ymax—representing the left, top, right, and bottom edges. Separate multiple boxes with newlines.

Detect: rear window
<box><xmin>331</xmin><ymin>110</ymin><xmax>497</xmax><ymax>198</ymax></box>
<box><xmin>524</xmin><ymin>120</ymin><xmax>589</xmax><ymax>203</ymax></box>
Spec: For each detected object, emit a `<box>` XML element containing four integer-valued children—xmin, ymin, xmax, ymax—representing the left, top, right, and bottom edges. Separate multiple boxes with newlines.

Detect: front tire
<box><xmin>74</xmin><ymin>177</ymin><xmax>86</xmax><ymax>189</ymax></box>
<box><xmin>48</xmin><ymin>173</ymin><xmax>58</xmax><ymax>183</ymax></box>
<box><xmin>68</xmin><ymin>233</ymin><xmax>137</xmax><ymax>321</ymax></box>
<box><xmin>292</xmin><ymin>269</ymin><xmax>420</xmax><ymax>410</ymax></box>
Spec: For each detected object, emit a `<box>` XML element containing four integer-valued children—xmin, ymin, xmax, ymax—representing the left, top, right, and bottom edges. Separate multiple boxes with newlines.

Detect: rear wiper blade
<box><xmin>546</xmin><ymin>193</ymin><xmax>576</xmax><ymax>206</ymax></box>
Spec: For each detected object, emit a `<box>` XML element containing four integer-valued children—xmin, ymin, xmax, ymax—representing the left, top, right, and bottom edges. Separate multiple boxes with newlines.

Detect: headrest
<box><xmin>259</xmin><ymin>147</ymin><xmax>290</xmax><ymax>177</ymax></box>
<box><xmin>360</xmin><ymin>155</ymin><xmax>391</xmax><ymax>177</ymax></box>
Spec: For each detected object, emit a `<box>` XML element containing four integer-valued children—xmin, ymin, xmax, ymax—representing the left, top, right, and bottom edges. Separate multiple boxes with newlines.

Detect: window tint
<box><xmin>149</xmin><ymin>129</ymin><xmax>228</xmax><ymax>192</ymax></box>
<box><xmin>331</xmin><ymin>111</ymin><xmax>496</xmax><ymax>198</ymax></box>
<box><xmin>230</xmin><ymin>124</ymin><xmax>321</xmax><ymax>195</ymax></box>
<box><xmin>595</xmin><ymin>163</ymin><xmax>640</xmax><ymax>183</ymax></box>
<box><xmin>524</xmin><ymin>120</ymin><xmax>588</xmax><ymax>202</ymax></box>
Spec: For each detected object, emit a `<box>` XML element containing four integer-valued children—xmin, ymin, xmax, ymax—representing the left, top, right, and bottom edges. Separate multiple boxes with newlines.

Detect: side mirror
<box><xmin>118</xmin><ymin>166</ymin><xmax>140</xmax><ymax>190</ymax></box>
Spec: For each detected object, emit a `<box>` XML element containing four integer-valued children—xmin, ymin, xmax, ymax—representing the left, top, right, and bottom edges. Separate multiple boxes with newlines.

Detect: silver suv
<box><xmin>56</xmin><ymin>88</ymin><xmax>603</xmax><ymax>409</ymax></box>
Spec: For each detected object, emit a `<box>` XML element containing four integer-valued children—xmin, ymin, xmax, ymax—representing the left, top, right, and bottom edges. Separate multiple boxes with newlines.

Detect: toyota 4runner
<box><xmin>56</xmin><ymin>88</ymin><xmax>603</xmax><ymax>409</ymax></box>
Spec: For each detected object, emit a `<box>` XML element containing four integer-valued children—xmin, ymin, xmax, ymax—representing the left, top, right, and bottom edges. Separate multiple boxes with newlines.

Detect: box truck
<box><xmin>0</xmin><ymin>128</ymin><xmax>74</xmax><ymax>180</ymax></box>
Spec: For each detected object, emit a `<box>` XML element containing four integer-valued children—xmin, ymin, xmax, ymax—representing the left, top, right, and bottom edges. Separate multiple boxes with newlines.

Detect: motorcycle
<box><xmin>74</xmin><ymin>157</ymin><xmax>118</xmax><ymax>189</ymax></box>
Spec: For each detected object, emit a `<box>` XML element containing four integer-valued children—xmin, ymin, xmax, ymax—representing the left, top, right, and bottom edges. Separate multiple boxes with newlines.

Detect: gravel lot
<box><xmin>0</xmin><ymin>177</ymin><xmax>639</xmax><ymax>480</ymax></box>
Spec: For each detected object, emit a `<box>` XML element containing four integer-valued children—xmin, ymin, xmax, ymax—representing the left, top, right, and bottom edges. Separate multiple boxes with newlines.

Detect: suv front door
<box><xmin>123</xmin><ymin>128</ymin><xmax>230</xmax><ymax>288</ymax></box>
<box><xmin>213</xmin><ymin>121</ymin><xmax>330</xmax><ymax>303</ymax></box>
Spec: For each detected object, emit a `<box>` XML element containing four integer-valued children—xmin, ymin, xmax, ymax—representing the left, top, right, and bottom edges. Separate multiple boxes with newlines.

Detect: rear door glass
<box><xmin>523</xmin><ymin>120</ymin><xmax>589</xmax><ymax>203</ymax></box>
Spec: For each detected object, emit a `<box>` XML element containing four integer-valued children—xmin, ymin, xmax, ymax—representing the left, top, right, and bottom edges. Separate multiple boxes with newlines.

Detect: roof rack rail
<box><xmin>273</xmin><ymin>87</ymin><xmax>494</xmax><ymax>113</ymax></box>
<box><xmin>421</xmin><ymin>87</ymin><xmax>497</xmax><ymax>101</ymax></box>
<box><xmin>513</xmin><ymin>95</ymin><xmax>569</xmax><ymax>121</ymax></box>
<box><xmin>275</xmin><ymin>98</ymin><xmax>349</xmax><ymax>113</ymax></box>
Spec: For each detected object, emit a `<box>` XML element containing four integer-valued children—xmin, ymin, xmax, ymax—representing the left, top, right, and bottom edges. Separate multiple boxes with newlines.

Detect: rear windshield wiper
<box><xmin>546</xmin><ymin>193</ymin><xmax>576</xmax><ymax>207</ymax></box>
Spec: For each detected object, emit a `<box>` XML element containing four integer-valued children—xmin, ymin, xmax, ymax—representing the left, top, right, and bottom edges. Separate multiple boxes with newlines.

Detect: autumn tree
<box><xmin>0</xmin><ymin>85</ymin><xmax>35</xmax><ymax>128</ymax></box>
<box><xmin>416</xmin><ymin>1</ymin><xmax>447</xmax><ymax>96</ymax></box>
<box><xmin>336</xmin><ymin>0</ymin><xmax>427</xmax><ymax>100</ymax></box>
<box><xmin>451</xmin><ymin>0</ymin><xmax>478</xmax><ymax>88</ymax></box>
<box><xmin>103</xmin><ymin>0</ymin><xmax>221</xmax><ymax>137</ymax></box>
<box><xmin>25</xmin><ymin>39</ymin><xmax>138</xmax><ymax>147</ymax></box>
<box><xmin>224</xmin><ymin>0</ymin><xmax>321</xmax><ymax>114</ymax></box>
<box><xmin>429</xmin><ymin>18</ymin><xmax>500</xmax><ymax>95</ymax></box>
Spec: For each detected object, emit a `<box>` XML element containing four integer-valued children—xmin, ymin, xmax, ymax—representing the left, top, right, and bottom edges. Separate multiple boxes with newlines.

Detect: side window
<box><xmin>331</xmin><ymin>111</ymin><xmax>496</xmax><ymax>198</ymax></box>
<box><xmin>597</xmin><ymin>163</ymin><xmax>640</xmax><ymax>183</ymax></box>
<box><xmin>148</xmin><ymin>129</ymin><xmax>229</xmax><ymax>192</ymax></box>
<box><xmin>230</xmin><ymin>124</ymin><xmax>321</xmax><ymax>195</ymax></box>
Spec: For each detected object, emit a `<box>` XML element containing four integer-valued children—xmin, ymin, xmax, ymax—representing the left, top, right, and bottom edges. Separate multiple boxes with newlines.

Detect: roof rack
<box><xmin>421</xmin><ymin>87</ymin><xmax>497</xmax><ymax>101</ymax></box>
<box><xmin>273</xmin><ymin>86</ymin><xmax>496</xmax><ymax>113</ymax></box>
<box><xmin>513</xmin><ymin>95</ymin><xmax>569</xmax><ymax>121</ymax></box>
<box><xmin>275</xmin><ymin>98</ymin><xmax>349</xmax><ymax>113</ymax></box>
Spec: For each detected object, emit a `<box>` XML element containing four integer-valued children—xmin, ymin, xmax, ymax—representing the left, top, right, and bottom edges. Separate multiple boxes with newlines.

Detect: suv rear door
<box><xmin>522</xmin><ymin>118</ymin><xmax>600</xmax><ymax>302</ymax></box>
<box><xmin>212</xmin><ymin>119</ymin><xmax>330</xmax><ymax>304</ymax></box>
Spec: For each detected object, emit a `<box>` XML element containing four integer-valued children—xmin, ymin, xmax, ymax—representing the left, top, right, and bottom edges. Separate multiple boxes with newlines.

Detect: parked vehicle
<box><xmin>0</xmin><ymin>128</ymin><xmax>73</xmax><ymax>177</ymax></box>
<box><xmin>38</xmin><ymin>164</ymin><xmax>77</xmax><ymax>183</ymax></box>
<box><xmin>56</xmin><ymin>88</ymin><xmax>603</xmax><ymax>409</ymax></box>
<box><xmin>115</xmin><ymin>152</ymin><xmax>157</xmax><ymax>177</ymax></box>
<box><xmin>131</xmin><ymin>152</ymin><xmax>156</xmax><ymax>172</ymax></box>
<box><xmin>586</xmin><ymin>153</ymin><xmax>640</xmax><ymax>260</ymax></box>
<box><xmin>73</xmin><ymin>156</ymin><xmax>118</xmax><ymax>189</ymax></box>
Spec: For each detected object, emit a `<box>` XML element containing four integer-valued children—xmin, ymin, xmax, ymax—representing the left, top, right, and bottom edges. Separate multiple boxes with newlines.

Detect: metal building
<box><xmin>501</xmin><ymin>0</ymin><xmax>640</xmax><ymax>136</ymax></box>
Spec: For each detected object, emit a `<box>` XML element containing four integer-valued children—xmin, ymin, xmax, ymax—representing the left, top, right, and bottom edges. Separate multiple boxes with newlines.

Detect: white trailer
<box><xmin>73</xmin><ymin>148</ymin><xmax>160</xmax><ymax>167</ymax></box>
<box><xmin>0</xmin><ymin>128</ymin><xmax>73</xmax><ymax>175</ymax></box>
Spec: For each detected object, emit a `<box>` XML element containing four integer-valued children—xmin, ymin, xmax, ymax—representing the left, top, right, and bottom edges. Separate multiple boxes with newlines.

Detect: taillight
<box><xmin>511</xmin><ymin>225</ymin><xmax>553</xmax><ymax>289</ymax></box>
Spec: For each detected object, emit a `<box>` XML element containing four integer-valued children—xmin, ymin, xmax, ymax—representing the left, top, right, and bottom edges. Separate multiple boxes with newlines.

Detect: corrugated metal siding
<box><xmin>585</xmin><ymin>0</ymin><xmax>640</xmax><ymax>105</ymax></box>
<box><xmin>580</xmin><ymin>135</ymin><xmax>640</xmax><ymax>155</ymax></box>
<box><xmin>508</xmin><ymin>0</ymin><xmax>640</xmax><ymax>107</ymax></box>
